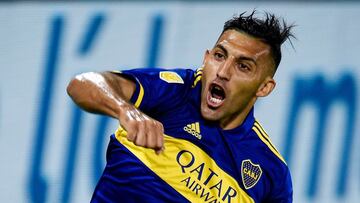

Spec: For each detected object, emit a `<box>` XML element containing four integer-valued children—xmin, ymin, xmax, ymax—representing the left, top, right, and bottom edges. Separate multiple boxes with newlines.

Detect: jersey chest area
<box><xmin>152</xmin><ymin>103</ymin><xmax>267</xmax><ymax>196</ymax></box>
<box><xmin>153</xmin><ymin>102</ymin><xmax>220</xmax><ymax>152</ymax></box>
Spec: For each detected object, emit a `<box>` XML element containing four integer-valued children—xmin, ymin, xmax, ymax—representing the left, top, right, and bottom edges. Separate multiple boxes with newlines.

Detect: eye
<box><xmin>238</xmin><ymin>63</ymin><xmax>251</xmax><ymax>71</ymax></box>
<box><xmin>214</xmin><ymin>52</ymin><xmax>225</xmax><ymax>61</ymax></box>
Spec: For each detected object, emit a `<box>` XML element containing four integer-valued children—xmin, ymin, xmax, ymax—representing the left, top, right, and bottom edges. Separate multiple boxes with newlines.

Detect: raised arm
<box><xmin>67</xmin><ymin>71</ymin><xmax>135</xmax><ymax>117</ymax></box>
<box><xmin>67</xmin><ymin>71</ymin><xmax>164</xmax><ymax>153</ymax></box>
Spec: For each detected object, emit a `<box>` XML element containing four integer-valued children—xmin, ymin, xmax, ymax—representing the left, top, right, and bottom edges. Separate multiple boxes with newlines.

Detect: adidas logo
<box><xmin>183</xmin><ymin>122</ymin><xmax>202</xmax><ymax>139</ymax></box>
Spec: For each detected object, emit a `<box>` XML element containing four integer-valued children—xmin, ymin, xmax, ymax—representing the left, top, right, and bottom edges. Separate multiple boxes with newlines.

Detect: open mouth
<box><xmin>207</xmin><ymin>83</ymin><xmax>226</xmax><ymax>108</ymax></box>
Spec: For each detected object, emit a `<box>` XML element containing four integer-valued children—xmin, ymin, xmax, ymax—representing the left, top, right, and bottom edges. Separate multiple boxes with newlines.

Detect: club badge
<box><xmin>241</xmin><ymin>159</ymin><xmax>262</xmax><ymax>189</ymax></box>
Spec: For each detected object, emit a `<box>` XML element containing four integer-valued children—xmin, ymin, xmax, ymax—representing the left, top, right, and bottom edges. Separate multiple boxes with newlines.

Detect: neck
<box><xmin>220</xmin><ymin>103</ymin><xmax>254</xmax><ymax>130</ymax></box>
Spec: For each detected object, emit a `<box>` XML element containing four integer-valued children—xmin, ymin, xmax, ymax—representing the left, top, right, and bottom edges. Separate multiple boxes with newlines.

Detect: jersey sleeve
<box><xmin>117</xmin><ymin>68</ymin><xmax>195</xmax><ymax>115</ymax></box>
<box><xmin>269</xmin><ymin>166</ymin><xmax>293</xmax><ymax>203</ymax></box>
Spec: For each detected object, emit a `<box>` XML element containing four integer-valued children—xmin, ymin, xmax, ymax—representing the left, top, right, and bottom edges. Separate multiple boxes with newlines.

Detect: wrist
<box><xmin>115</xmin><ymin>99</ymin><xmax>133</xmax><ymax>117</ymax></box>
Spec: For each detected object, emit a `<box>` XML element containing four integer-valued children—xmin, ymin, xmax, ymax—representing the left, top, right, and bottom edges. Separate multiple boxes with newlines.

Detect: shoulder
<box><xmin>118</xmin><ymin>67</ymin><xmax>202</xmax><ymax>113</ymax></box>
<box><xmin>119</xmin><ymin>67</ymin><xmax>197</xmax><ymax>83</ymax></box>
<box><xmin>250</xmin><ymin>120</ymin><xmax>287</xmax><ymax>166</ymax></box>
<box><xmin>119</xmin><ymin>67</ymin><xmax>201</xmax><ymax>93</ymax></box>
<box><xmin>157</xmin><ymin>67</ymin><xmax>203</xmax><ymax>88</ymax></box>
<box><xmin>246</xmin><ymin>120</ymin><xmax>292</xmax><ymax>200</ymax></box>
<box><xmin>246</xmin><ymin>120</ymin><xmax>289</xmax><ymax>182</ymax></box>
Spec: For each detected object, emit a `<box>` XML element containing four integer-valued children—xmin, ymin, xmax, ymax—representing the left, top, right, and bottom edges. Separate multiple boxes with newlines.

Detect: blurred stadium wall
<box><xmin>0</xmin><ymin>1</ymin><xmax>359</xmax><ymax>202</ymax></box>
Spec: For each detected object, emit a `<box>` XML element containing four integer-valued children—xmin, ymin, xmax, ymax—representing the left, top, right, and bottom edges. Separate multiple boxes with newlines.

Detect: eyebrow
<box><xmin>215</xmin><ymin>44</ymin><xmax>228</xmax><ymax>56</ymax></box>
<box><xmin>215</xmin><ymin>44</ymin><xmax>257</xmax><ymax>66</ymax></box>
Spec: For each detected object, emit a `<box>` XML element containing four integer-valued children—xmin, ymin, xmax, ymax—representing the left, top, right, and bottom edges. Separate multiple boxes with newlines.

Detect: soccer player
<box><xmin>67</xmin><ymin>11</ymin><xmax>294</xmax><ymax>203</ymax></box>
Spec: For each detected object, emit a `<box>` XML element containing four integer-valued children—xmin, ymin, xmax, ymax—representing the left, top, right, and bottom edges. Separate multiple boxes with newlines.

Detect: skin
<box><xmin>67</xmin><ymin>72</ymin><xmax>165</xmax><ymax>154</ymax></box>
<box><xmin>67</xmin><ymin>29</ymin><xmax>276</xmax><ymax>152</ymax></box>
<box><xmin>200</xmin><ymin>29</ymin><xmax>276</xmax><ymax>129</ymax></box>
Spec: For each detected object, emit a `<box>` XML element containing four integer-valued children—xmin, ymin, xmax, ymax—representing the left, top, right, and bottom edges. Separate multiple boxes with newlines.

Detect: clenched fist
<box><xmin>118</xmin><ymin>103</ymin><xmax>164</xmax><ymax>154</ymax></box>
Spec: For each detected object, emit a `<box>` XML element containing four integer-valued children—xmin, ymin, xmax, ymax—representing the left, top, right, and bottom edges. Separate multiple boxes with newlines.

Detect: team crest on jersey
<box><xmin>159</xmin><ymin>71</ymin><xmax>184</xmax><ymax>84</ymax></box>
<box><xmin>241</xmin><ymin>159</ymin><xmax>262</xmax><ymax>189</ymax></box>
<box><xmin>183</xmin><ymin>122</ymin><xmax>202</xmax><ymax>139</ymax></box>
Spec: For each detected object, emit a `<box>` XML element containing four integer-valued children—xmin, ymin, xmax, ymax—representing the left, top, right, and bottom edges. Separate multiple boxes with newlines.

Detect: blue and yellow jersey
<box><xmin>91</xmin><ymin>68</ymin><xmax>293</xmax><ymax>203</ymax></box>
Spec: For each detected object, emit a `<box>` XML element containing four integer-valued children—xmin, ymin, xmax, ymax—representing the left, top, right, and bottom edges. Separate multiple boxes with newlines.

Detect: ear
<box><xmin>256</xmin><ymin>77</ymin><xmax>276</xmax><ymax>97</ymax></box>
<box><xmin>205</xmin><ymin>49</ymin><xmax>210</xmax><ymax>56</ymax></box>
<box><xmin>202</xmin><ymin>49</ymin><xmax>210</xmax><ymax>66</ymax></box>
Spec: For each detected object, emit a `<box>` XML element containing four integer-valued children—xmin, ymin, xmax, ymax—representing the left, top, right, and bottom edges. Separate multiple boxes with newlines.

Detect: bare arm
<box><xmin>67</xmin><ymin>71</ymin><xmax>135</xmax><ymax>117</ymax></box>
<box><xmin>67</xmin><ymin>71</ymin><xmax>164</xmax><ymax>153</ymax></box>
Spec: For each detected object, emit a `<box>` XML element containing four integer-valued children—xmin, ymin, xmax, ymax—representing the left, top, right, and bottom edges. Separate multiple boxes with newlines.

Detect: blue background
<box><xmin>0</xmin><ymin>1</ymin><xmax>359</xmax><ymax>202</ymax></box>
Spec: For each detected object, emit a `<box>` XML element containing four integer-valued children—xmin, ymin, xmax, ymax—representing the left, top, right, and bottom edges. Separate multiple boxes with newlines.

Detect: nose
<box><xmin>216</xmin><ymin>57</ymin><xmax>233</xmax><ymax>81</ymax></box>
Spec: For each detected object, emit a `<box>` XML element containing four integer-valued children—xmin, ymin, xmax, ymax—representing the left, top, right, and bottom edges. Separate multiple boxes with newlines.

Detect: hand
<box><xmin>118</xmin><ymin>103</ymin><xmax>164</xmax><ymax>154</ymax></box>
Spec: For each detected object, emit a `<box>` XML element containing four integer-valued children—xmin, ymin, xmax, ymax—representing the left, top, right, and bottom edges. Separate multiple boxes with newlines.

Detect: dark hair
<box><xmin>223</xmin><ymin>10</ymin><xmax>295</xmax><ymax>71</ymax></box>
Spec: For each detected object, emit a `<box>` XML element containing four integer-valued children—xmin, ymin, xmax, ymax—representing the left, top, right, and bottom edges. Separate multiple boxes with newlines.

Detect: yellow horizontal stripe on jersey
<box><xmin>192</xmin><ymin>75</ymin><xmax>202</xmax><ymax>88</ymax></box>
<box><xmin>195</xmin><ymin>67</ymin><xmax>203</xmax><ymax>75</ymax></box>
<box><xmin>115</xmin><ymin>127</ymin><xmax>254</xmax><ymax>203</ymax></box>
<box><xmin>192</xmin><ymin>68</ymin><xmax>203</xmax><ymax>88</ymax></box>
<box><xmin>134</xmin><ymin>81</ymin><xmax>144</xmax><ymax>108</ymax></box>
<box><xmin>252</xmin><ymin>126</ymin><xmax>286</xmax><ymax>164</ymax></box>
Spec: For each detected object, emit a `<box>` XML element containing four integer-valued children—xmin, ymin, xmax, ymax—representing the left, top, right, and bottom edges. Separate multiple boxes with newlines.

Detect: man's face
<box><xmin>200</xmin><ymin>29</ymin><xmax>275</xmax><ymax>129</ymax></box>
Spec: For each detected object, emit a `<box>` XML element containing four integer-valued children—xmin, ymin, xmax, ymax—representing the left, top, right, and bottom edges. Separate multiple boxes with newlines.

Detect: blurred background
<box><xmin>0</xmin><ymin>0</ymin><xmax>359</xmax><ymax>202</ymax></box>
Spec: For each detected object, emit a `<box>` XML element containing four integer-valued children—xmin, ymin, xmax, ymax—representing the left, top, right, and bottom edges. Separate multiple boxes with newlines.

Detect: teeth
<box><xmin>214</xmin><ymin>86</ymin><xmax>221</xmax><ymax>91</ymax></box>
<box><xmin>210</xmin><ymin>96</ymin><xmax>223</xmax><ymax>104</ymax></box>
